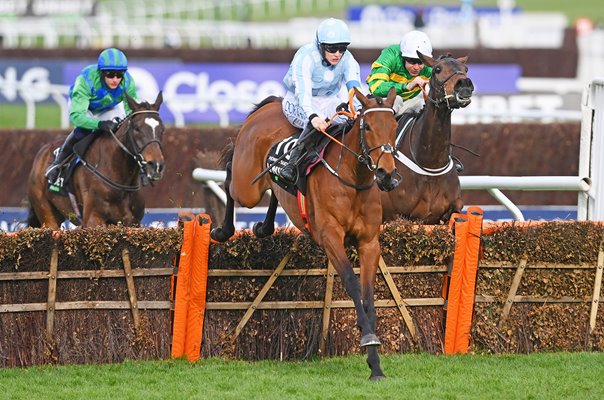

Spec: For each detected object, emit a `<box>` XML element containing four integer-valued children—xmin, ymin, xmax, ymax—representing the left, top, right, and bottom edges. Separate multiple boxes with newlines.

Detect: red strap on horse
<box><xmin>297</xmin><ymin>191</ymin><xmax>311</xmax><ymax>233</ymax></box>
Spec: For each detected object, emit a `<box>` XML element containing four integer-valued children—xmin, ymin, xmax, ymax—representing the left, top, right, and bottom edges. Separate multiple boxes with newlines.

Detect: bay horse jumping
<box><xmin>381</xmin><ymin>52</ymin><xmax>474</xmax><ymax>224</ymax></box>
<box><xmin>211</xmin><ymin>88</ymin><xmax>399</xmax><ymax>380</ymax></box>
<box><xmin>27</xmin><ymin>92</ymin><xmax>165</xmax><ymax>229</ymax></box>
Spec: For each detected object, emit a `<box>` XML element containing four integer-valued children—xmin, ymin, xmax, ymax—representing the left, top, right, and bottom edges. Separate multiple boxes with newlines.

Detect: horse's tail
<box><xmin>26</xmin><ymin>206</ymin><xmax>41</xmax><ymax>228</ymax></box>
<box><xmin>217</xmin><ymin>138</ymin><xmax>235</xmax><ymax>169</ymax></box>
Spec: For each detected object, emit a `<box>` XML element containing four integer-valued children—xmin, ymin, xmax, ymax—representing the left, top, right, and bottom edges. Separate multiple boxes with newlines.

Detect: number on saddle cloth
<box><xmin>266</xmin><ymin>123</ymin><xmax>349</xmax><ymax>196</ymax></box>
<box><xmin>48</xmin><ymin>134</ymin><xmax>98</xmax><ymax>193</ymax></box>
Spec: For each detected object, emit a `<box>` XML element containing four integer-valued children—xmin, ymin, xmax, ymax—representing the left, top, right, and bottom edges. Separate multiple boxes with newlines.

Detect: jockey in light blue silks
<box><xmin>280</xmin><ymin>18</ymin><xmax>362</xmax><ymax>183</ymax></box>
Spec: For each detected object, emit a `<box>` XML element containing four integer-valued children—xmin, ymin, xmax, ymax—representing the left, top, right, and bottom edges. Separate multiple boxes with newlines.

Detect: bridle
<box><xmin>110</xmin><ymin>110</ymin><xmax>163</xmax><ymax>172</ymax></box>
<box><xmin>424</xmin><ymin>57</ymin><xmax>469</xmax><ymax>110</ymax></box>
<box><xmin>322</xmin><ymin>106</ymin><xmax>401</xmax><ymax>190</ymax></box>
<box><xmin>358</xmin><ymin>108</ymin><xmax>397</xmax><ymax>172</ymax></box>
<box><xmin>76</xmin><ymin>110</ymin><xmax>163</xmax><ymax>191</ymax></box>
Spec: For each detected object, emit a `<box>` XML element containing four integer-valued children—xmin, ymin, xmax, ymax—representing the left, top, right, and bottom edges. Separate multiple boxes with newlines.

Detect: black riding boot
<box><xmin>46</xmin><ymin>130</ymin><xmax>78</xmax><ymax>184</ymax></box>
<box><xmin>281</xmin><ymin>123</ymin><xmax>315</xmax><ymax>182</ymax></box>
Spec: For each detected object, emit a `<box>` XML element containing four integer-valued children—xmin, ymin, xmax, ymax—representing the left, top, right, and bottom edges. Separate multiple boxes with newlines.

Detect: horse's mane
<box><xmin>248</xmin><ymin>96</ymin><xmax>283</xmax><ymax>117</ymax></box>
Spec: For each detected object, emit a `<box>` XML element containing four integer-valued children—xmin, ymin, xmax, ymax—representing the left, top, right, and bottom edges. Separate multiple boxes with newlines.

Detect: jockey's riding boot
<box><xmin>45</xmin><ymin>130</ymin><xmax>78</xmax><ymax>184</ymax></box>
<box><xmin>281</xmin><ymin>123</ymin><xmax>315</xmax><ymax>182</ymax></box>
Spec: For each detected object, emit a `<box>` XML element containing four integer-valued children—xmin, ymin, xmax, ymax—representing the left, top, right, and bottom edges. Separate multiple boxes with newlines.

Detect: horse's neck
<box><xmin>411</xmin><ymin>104</ymin><xmax>452</xmax><ymax>168</ymax></box>
<box><xmin>92</xmin><ymin>131</ymin><xmax>139</xmax><ymax>183</ymax></box>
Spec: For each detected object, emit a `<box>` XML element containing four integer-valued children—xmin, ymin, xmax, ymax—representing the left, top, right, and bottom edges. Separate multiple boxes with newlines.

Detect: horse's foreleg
<box><xmin>252</xmin><ymin>192</ymin><xmax>278</xmax><ymax>238</ymax></box>
<box><xmin>358</xmin><ymin>237</ymin><xmax>385</xmax><ymax>380</ymax></box>
<box><xmin>358</xmin><ymin>238</ymin><xmax>381</xmax><ymax>333</ymax></box>
<box><xmin>210</xmin><ymin>161</ymin><xmax>236</xmax><ymax>242</ymax></box>
<box><xmin>318</xmin><ymin>228</ymin><xmax>375</xmax><ymax>347</ymax></box>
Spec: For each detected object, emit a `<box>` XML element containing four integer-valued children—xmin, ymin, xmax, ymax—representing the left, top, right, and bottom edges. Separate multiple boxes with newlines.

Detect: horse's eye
<box><xmin>435</xmin><ymin>66</ymin><xmax>442</xmax><ymax>74</ymax></box>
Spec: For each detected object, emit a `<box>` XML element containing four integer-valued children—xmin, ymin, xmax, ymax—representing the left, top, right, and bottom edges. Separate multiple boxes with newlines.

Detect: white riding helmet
<box><xmin>399</xmin><ymin>30</ymin><xmax>433</xmax><ymax>58</ymax></box>
<box><xmin>316</xmin><ymin>18</ymin><xmax>352</xmax><ymax>45</ymax></box>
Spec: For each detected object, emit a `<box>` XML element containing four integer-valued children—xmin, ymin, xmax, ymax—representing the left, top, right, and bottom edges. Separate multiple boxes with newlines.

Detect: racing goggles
<box><xmin>322</xmin><ymin>44</ymin><xmax>348</xmax><ymax>54</ymax></box>
<box><xmin>102</xmin><ymin>70</ymin><xmax>125</xmax><ymax>79</ymax></box>
<box><xmin>404</xmin><ymin>57</ymin><xmax>423</xmax><ymax>66</ymax></box>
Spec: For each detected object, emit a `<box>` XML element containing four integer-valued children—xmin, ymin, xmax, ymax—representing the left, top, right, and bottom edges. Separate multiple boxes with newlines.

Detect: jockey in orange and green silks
<box><xmin>46</xmin><ymin>47</ymin><xmax>139</xmax><ymax>187</ymax></box>
<box><xmin>366</xmin><ymin>30</ymin><xmax>433</xmax><ymax>116</ymax></box>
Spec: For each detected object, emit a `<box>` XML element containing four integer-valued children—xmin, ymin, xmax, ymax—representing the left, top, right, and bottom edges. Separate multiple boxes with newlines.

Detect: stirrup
<box><xmin>45</xmin><ymin>163</ymin><xmax>59</xmax><ymax>178</ymax></box>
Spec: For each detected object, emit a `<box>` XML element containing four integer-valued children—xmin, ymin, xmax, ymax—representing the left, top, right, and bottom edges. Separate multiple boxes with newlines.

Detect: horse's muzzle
<box><xmin>454</xmin><ymin>78</ymin><xmax>474</xmax><ymax>108</ymax></box>
<box><xmin>375</xmin><ymin>168</ymin><xmax>401</xmax><ymax>192</ymax></box>
<box><xmin>145</xmin><ymin>160</ymin><xmax>165</xmax><ymax>181</ymax></box>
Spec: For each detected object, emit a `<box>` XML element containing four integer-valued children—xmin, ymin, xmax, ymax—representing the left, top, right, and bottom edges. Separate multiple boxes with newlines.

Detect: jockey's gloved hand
<box><xmin>98</xmin><ymin>120</ymin><xmax>118</xmax><ymax>133</ymax></box>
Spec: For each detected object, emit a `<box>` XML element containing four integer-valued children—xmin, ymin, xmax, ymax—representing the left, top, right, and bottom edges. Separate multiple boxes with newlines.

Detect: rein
<box><xmin>75</xmin><ymin>110</ymin><xmax>161</xmax><ymax>192</ymax></box>
<box><xmin>394</xmin><ymin>117</ymin><xmax>454</xmax><ymax>176</ymax></box>
<box><xmin>320</xmin><ymin>106</ymin><xmax>397</xmax><ymax>191</ymax></box>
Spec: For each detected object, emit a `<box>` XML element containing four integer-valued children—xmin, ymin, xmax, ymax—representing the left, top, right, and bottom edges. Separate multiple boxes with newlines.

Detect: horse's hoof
<box><xmin>370</xmin><ymin>374</ymin><xmax>386</xmax><ymax>381</ymax></box>
<box><xmin>360</xmin><ymin>333</ymin><xmax>381</xmax><ymax>347</ymax></box>
<box><xmin>252</xmin><ymin>222</ymin><xmax>274</xmax><ymax>239</ymax></box>
<box><xmin>210</xmin><ymin>227</ymin><xmax>232</xmax><ymax>243</ymax></box>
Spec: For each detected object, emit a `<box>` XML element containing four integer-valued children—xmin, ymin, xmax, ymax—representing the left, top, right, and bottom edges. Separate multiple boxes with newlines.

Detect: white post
<box><xmin>581</xmin><ymin>78</ymin><xmax>604</xmax><ymax>220</ymax></box>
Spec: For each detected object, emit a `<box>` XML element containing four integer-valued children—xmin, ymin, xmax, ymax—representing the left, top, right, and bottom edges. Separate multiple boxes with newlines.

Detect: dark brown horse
<box><xmin>381</xmin><ymin>52</ymin><xmax>474</xmax><ymax>224</ymax></box>
<box><xmin>27</xmin><ymin>92</ymin><xmax>165</xmax><ymax>229</ymax></box>
<box><xmin>211</xmin><ymin>88</ymin><xmax>399</xmax><ymax>380</ymax></box>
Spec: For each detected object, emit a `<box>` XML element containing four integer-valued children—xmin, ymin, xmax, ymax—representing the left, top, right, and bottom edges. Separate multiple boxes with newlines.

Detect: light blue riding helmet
<box><xmin>315</xmin><ymin>18</ymin><xmax>352</xmax><ymax>45</ymax></box>
<box><xmin>97</xmin><ymin>48</ymin><xmax>128</xmax><ymax>71</ymax></box>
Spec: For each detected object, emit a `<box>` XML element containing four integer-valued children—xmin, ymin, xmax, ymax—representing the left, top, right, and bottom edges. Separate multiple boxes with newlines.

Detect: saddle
<box><xmin>48</xmin><ymin>133</ymin><xmax>97</xmax><ymax>196</ymax></box>
<box><xmin>267</xmin><ymin>122</ymin><xmax>351</xmax><ymax>196</ymax></box>
<box><xmin>395</xmin><ymin>110</ymin><xmax>421</xmax><ymax>149</ymax></box>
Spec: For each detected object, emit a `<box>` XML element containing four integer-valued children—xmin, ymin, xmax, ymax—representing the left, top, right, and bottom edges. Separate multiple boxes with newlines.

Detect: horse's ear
<box><xmin>417</xmin><ymin>51</ymin><xmax>434</xmax><ymax>68</ymax></box>
<box><xmin>386</xmin><ymin>87</ymin><xmax>397</xmax><ymax>107</ymax></box>
<box><xmin>125</xmin><ymin>92</ymin><xmax>139</xmax><ymax>111</ymax></box>
<box><xmin>457</xmin><ymin>56</ymin><xmax>469</xmax><ymax>64</ymax></box>
<box><xmin>354</xmin><ymin>87</ymin><xmax>369</xmax><ymax>107</ymax></box>
<box><xmin>152</xmin><ymin>91</ymin><xmax>163</xmax><ymax>110</ymax></box>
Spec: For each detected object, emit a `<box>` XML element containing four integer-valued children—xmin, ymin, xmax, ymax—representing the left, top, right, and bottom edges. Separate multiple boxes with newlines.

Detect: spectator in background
<box><xmin>279</xmin><ymin>18</ymin><xmax>362</xmax><ymax>183</ymax></box>
<box><xmin>366</xmin><ymin>30</ymin><xmax>433</xmax><ymax>117</ymax></box>
<box><xmin>45</xmin><ymin>47</ymin><xmax>139</xmax><ymax>187</ymax></box>
<box><xmin>413</xmin><ymin>6</ymin><xmax>426</xmax><ymax>29</ymax></box>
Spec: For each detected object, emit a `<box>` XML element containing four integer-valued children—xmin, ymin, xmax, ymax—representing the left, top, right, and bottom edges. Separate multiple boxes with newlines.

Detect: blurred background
<box><xmin>1</xmin><ymin>0</ymin><xmax>603</xmax><ymax>229</ymax></box>
<box><xmin>1</xmin><ymin>0</ymin><xmax>602</xmax><ymax>128</ymax></box>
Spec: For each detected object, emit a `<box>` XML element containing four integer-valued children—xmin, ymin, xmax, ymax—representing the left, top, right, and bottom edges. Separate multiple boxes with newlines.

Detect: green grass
<box><xmin>1</xmin><ymin>352</ymin><xmax>603</xmax><ymax>399</ymax></box>
<box><xmin>349</xmin><ymin>0</ymin><xmax>603</xmax><ymax>25</ymax></box>
<box><xmin>474</xmin><ymin>0</ymin><xmax>601</xmax><ymax>24</ymax></box>
<box><xmin>363</xmin><ymin>0</ymin><xmax>602</xmax><ymax>25</ymax></box>
<box><xmin>0</xmin><ymin>104</ymin><xmax>63</xmax><ymax>129</ymax></box>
